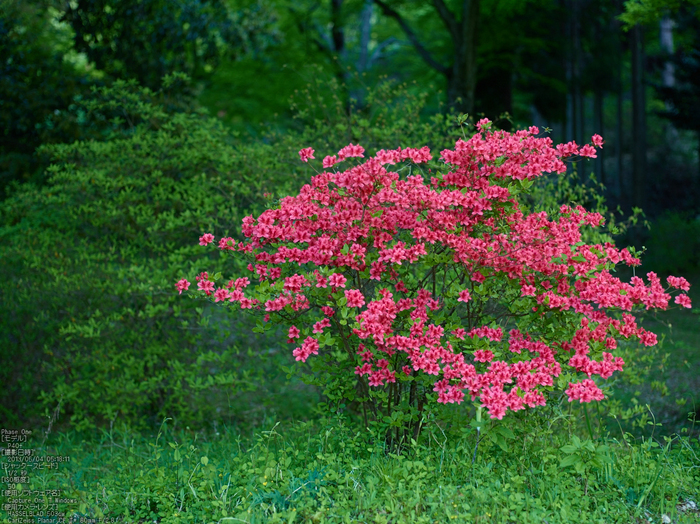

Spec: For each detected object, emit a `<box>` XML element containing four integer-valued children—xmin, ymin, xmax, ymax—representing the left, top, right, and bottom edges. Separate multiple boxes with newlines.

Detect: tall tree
<box><xmin>61</xmin><ymin>0</ymin><xmax>279</xmax><ymax>90</ymax></box>
<box><xmin>0</xmin><ymin>0</ymin><xmax>91</xmax><ymax>197</ymax></box>
<box><xmin>655</xmin><ymin>10</ymin><xmax>700</xmax><ymax>178</ymax></box>
<box><xmin>614</xmin><ymin>0</ymin><xmax>626</xmax><ymax>204</ymax></box>
<box><xmin>371</xmin><ymin>0</ymin><xmax>480</xmax><ymax>114</ymax></box>
<box><xmin>630</xmin><ymin>23</ymin><xmax>647</xmax><ymax>210</ymax></box>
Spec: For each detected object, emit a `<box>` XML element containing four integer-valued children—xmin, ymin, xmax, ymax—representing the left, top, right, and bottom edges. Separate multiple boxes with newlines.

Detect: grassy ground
<box><xmin>1</xmin><ymin>407</ymin><xmax>698</xmax><ymax>524</ymax></box>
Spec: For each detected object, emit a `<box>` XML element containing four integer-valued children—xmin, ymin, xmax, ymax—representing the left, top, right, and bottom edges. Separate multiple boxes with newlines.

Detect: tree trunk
<box><xmin>446</xmin><ymin>0</ymin><xmax>480</xmax><ymax>114</ymax></box>
<box><xmin>593</xmin><ymin>6</ymin><xmax>604</xmax><ymax>185</ymax></box>
<box><xmin>564</xmin><ymin>0</ymin><xmax>574</xmax><ymax>143</ymax></box>
<box><xmin>358</xmin><ymin>0</ymin><xmax>373</xmax><ymax>72</ymax></box>
<box><xmin>615</xmin><ymin>0</ymin><xmax>625</xmax><ymax>207</ymax></box>
<box><xmin>631</xmin><ymin>24</ymin><xmax>646</xmax><ymax>211</ymax></box>
<box><xmin>594</xmin><ymin>88</ymin><xmax>604</xmax><ymax>184</ymax></box>
<box><xmin>331</xmin><ymin>0</ymin><xmax>345</xmax><ymax>58</ymax></box>
<box><xmin>373</xmin><ymin>0</ymin><xmax>481</xmax><ymax>115</ymax></box>
<box><xmin>660</xmin><ymin>16</ymin><xmax>679</xmax><ymax>152</ymax></box>
<box><xmin>572</xmin><ymin>0</ymin><xmax>584</xmax><ymax>146</ymax></box>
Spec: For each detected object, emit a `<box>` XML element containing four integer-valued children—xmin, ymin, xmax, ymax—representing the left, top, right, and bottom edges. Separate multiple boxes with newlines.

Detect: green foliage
<box><xmin>61</xmin><ymin>0</ymin><xmax>280</xmax><ymax>90</ymax></box>
<box><xmin>273</xmin><ymin>67</ymin><xmax>463</xmax><ymax>183</ymax></box>
<box><xmin>0</xmin><ymin>0</ymin><xmax>93</xmax><ymax>197</ymax></box>
<box><xmin>619</xmin><ymin>0</ymin><xmax>700</xmax><ymax>28</ymax></box>
<box><xmin>0</xmin><ymin>73</ymin><xmax>464</xmax><ymax>433</ymax></box>
<box><xmin>10</xmin><ymin>414</ymin><xmax>700</xmax><ymax>523</ymax></box>
<box><xmin>0</xmin><ymin>78</ymin><xmax>301</xmax><ymax>432</ymax></box>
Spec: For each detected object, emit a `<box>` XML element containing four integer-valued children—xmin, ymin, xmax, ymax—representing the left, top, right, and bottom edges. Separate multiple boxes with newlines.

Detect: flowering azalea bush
<box><xmin>178</xmin><ymin>119</ymin><xmax>691</xmax><ymax>433</ymax></box>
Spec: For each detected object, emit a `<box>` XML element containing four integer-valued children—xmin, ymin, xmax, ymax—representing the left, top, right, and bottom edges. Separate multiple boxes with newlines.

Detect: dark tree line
<box><xmin>2</xmin><ymin>0</ymin><xmax>699</xmax><ymax>215</ymax></box>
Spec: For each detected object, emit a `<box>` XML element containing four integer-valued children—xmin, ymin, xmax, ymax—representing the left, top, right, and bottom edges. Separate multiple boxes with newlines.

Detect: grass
<box><xmin>2</xmin><ymin>404</ymin><xmax>699</xmax><ymax>524</ymax></box>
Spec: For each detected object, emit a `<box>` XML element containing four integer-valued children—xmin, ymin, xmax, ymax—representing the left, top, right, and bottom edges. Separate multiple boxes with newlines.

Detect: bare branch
<box><xmin>372</xmin><ymin>0</ymin><xmax>449</xmax><ymax>75</ymax></box>
<box><xmin>368</xmin><ymin>36</ymin><xmax>400</xmax><ymax>68</ymax></box>
<box><xmin>432</xmin><ymin>0</ymin><xmax>458</xmax><ymax>41</ymax></box>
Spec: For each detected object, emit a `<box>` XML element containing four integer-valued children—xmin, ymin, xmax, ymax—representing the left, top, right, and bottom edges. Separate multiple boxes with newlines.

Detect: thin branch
<box><xmin>431</xmin><ymin>0</ymin><xmax>458</xmax><ymax>41</ymax></box>
<box><xmin>368</xmin><ymin>36</ymin><xmax>400</xmax><ymax>68</ymax></box>
<box><xmin>371</xmin><ymin>0</ymin><xmax>449</xmax><ymax>75</ymax></box>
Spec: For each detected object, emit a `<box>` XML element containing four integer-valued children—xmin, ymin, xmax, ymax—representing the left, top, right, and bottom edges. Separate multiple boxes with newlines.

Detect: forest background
<box><xmin>1</xmin><ymin>0</ymin><xmax>700</xmax><ymax>437</ymax></box>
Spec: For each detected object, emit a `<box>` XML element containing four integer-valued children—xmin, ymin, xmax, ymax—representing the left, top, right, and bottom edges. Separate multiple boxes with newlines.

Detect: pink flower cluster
<box><xmin>179</xmin><ymin>124</ymin><xmax>692</xmax><ymax>420</ymax></box>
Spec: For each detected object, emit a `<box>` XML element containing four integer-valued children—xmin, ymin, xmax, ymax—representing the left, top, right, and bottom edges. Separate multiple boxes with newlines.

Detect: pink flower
<box><xmin>579</xmin><ymin>144</ymin><xmax>597</xmax><ymax>158</ymax></box>
<box><xmin>299</xmin><ymin>147</ymin><xmax>315</xmax><ymax>162</ymax></box>
<box><xmin>313</xmin><ymin>318</ymin><xmax>331</xmax><ymax>334</ymax></box>
<box><xmin>591</xmin><ymin>134</ymin><xmax>604</xmax><ymax>147</ymax></box>
<box><xmin>323</xmin><ymin>155</ymin><xmax>339</xmax><ymax>169</ymax></box>
<box><xmin>199</xmin><ymin>233</ymin><xmax>215</xmax><ymax>246</ymax></box>
<box><xmin>337</xmin><ymin>143</ymin><xmax>365</xmax><ymax>160</ymax></box>
<box><xmin>234</xmin><ymin>277</ymin><xmax>250</xmax><ymax>290</ymax></box>
<box><xmin>451</xmin><ymin>328</ymin><xmax>466</xmax><ymax>339</ymax></box>
<box><xmin>474</xmin><ymin>350</ymin><xmax>494</xmax><ymax>363</ymax></box>
<box><xmin>328</xmin><ymin>273</ymin><xmax>347</xmax><ymax>288</ymax></box>
<box><xmin>457</xmin><ymin>289</ymin><xmax>471</xmax><ymax>303</ymax></box>
<box><xmin>218</xmin><ymin>237</ymin><xmax>235</xmax><ymax>250</ymax></box>
<box><xmin>345</xmin><ymin>289</ymin><xmax>365</xmax><ymax>308</ymax></box>
<box><xmin>214</xmin><ymin>288</ymin><xmax>230</xmax><ymax>302</ymax></box>
<box><xmin>667</xmin><ymin>276</ymin><xmax>691</xmax><ymax>291</ymax></box>
<box><xmin>288</xmin><ymin>325</ymin><xmax>300</xmax><ymax>341</ymax></box>
<box><xmin>638</xmin><ymin>329</ymin><xmax>658</xmax><ymax>346</ymax></box>
<box><xmin>292</xmin><ymin>336</ymin><xmax>320</xmax><ymax>362</ymax></box>
<box><xmin>197</xmin><ymin>280</ymin><xmax>215</xmax><ymax>295</ymax></box>
<box><xmin>175</xmin><ymin>279</ymin><xmax>190</xmax><ymax>294</ymax></box>
<box><xmin>521</xmin><ymin>284</ymin><xmax>536</xmax><ymax>297</ymax></box>
<box><xmin>675</xmin><ymin>294</ymin><xmax>692</xmax><ymax>308</ymax></box>
<box><xmin>565</xmin><ymin>379</ymin><xmax>605</xmax><ymax>403</ymax></box>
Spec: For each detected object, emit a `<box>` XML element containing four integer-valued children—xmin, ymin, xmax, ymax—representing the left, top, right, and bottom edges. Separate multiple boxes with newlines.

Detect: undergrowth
<box><xmin>2</xmin><ymin>407</ymin><xmax>698</xmax><ymax>524</ymax></box>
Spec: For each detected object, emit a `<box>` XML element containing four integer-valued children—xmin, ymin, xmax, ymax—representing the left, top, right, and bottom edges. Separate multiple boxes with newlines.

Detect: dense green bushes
<box><xmin>1</xmin><ymin>79</ymin><xmax>275</xmax><ymax>431</ymax></box>
<box><xmin>1</xmin><ymin>69</ymin><xmax>668</xmax><ymax>435</ymax></box>
<box><xmin>0</xmin><ymin>74</ymin><xmax>463</xmax><ymax>432</ymax></box>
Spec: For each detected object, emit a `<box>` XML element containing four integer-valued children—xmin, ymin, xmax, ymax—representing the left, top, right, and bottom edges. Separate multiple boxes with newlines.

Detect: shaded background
<box><xmin>4</xmin><ymin>0</ymin><xmax>700</xmax><ymax>214</ymax></box>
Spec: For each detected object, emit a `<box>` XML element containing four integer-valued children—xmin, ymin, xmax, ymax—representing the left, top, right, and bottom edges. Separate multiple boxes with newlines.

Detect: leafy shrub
<box><xmin>1</xmin><ymin>68</ymin><xmax>657</xmax><ymax>435</ymax></box>
<box><xmin>0</xmin><ymin>75</ymin><xmax>467</xmax><ymax>432</ymax></box>
<box><xmin>0</xmin><ymin>79</ymin><xmax>291</xmax><ymax>432</ymax></box>
<box><xmin>185</xmin><ymin>125</ymin><xmax>687</xmax><ymax>450</ymax></box>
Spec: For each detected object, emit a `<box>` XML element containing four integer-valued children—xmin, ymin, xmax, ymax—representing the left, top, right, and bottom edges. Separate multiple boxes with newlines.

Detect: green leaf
<box><xmin>559</xmin><ymin>455</ymin><xmax>581</xmax><ymax>468</ymax></box>
<box><xmin>493</xmin><ymin>426</ymin><xmax>515</xmax><ymax>439</ymax></box>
